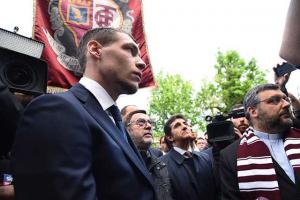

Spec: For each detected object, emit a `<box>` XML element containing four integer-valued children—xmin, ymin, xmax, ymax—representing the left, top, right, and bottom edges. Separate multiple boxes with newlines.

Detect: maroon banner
<box><xmin>33</xmin><ymin>0</ymin><xmax>155</xmax><ymax>89</ymax></box>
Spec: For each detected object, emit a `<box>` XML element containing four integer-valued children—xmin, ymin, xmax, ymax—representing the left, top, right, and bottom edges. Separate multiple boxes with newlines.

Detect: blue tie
<box><xmin>108</xmin><ymin>105</ymin><xmax>128</xmax><ymax>143</ymax></box>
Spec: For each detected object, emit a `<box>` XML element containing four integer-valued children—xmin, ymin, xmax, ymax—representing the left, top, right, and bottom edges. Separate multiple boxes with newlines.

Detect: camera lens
<box><xmin>4</xmin><ymin>62</ymin><xmax>34</xmax><ymax>88</ymax></box>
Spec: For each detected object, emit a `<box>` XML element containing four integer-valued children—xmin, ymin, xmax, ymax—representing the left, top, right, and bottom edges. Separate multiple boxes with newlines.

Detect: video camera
<box><xmin>205</xmin><ymin>108</ymin><xmax>245</xmax><ymax>143</ymax></box>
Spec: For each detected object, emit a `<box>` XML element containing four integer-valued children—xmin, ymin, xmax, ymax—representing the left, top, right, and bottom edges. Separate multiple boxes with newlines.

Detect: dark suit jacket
<box><xmin>220</xmin><ymin>139</ymin><xmax>300</xmax><ymax>200</ymax></box>
<box><xmin>12</xmin><ymin>84</ymin><xmax>156</xmax><ymax>200</ymax></box>
<box><xmin>160</xmin><ymin>148</ymin><xmax>217</xmax><ymax>200</ymax></box>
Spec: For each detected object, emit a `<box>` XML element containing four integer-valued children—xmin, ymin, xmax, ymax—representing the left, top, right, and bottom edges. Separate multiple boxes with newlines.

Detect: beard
<box><xmin>258</xmin><ymin>108</ymin><xmax>293</xmax><ymax>133</ymax></box>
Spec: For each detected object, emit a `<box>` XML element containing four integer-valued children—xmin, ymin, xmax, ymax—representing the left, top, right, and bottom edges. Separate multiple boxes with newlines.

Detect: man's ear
<box><xmin>166</xmin><ymin>135</ymin><xmax>174</xmax><ymax>142</ymax></box>
<box><xmin>87</xmin><ymin>40</ymin><xmax>102</xmax><ymax>59</ymax></box>
<box><xmin>248</xmin><ymin>106</ymin><xmax>258</xmax><ymax>119</ymax></box>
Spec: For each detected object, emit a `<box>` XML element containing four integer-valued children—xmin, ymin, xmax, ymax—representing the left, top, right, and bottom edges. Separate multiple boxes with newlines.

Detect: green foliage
<box><xmin>197</xmin><ymin>50</ymin><xmax>267</xmax><ymax>115</ymax></box>
<box><xmin>149</xmin><ymin>50</ymin><xmax>267</xmax><ymax>134</ymax></box>
<box><xmin>149</xmin><ymin>72</ymin><xmax>204</xmax><ymax>137</ymax></box>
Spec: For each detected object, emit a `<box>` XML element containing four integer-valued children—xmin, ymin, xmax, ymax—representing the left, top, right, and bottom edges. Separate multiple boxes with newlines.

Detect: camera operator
<box><xmin>203</xmin><ymin>106</ymin><xmax>247</xmax><ymax>199</ymax></box>
<box><xmin>230</xmin><ymin>104</ymin><xmax>250</xmax><ymax>138</ymax></box>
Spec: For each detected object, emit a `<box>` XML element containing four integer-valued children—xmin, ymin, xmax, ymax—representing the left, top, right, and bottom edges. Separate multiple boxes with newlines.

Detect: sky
<box><xmin>0</xmin><ymin>0</ymin><xmax>299</xmax><ymax>110</ymax></box>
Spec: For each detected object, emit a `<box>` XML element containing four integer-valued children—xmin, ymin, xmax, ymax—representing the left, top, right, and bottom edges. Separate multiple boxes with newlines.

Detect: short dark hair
<box><xmin>197</xmin><ymin>137</ymin><xmax>205</xmax><ymax>140</ymax></box>
<box><xmin>77</xmin><ymin>27</ymin><xmax>132</xmax><ymax>71</ymax></box>
<box><xmin>164</xmin><ymin>114</ymin><xmax>187</xmax><ymax>136</ymax></box>
<box><xmin>124</xmin><ymin>109</ymin><xmax>147</xmax><ymax>127</ymax></box>
<box><xmin>243</xmin><ymin>83</ymin><xmax>280</xmax><ymax>120</ymax></box>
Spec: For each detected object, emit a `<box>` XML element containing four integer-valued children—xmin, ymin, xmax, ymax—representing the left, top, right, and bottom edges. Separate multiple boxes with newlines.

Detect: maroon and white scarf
<box><xmin>237</xmin><ymin>127</ymin><xmax>300</xmax><ymax>200</ymax></box>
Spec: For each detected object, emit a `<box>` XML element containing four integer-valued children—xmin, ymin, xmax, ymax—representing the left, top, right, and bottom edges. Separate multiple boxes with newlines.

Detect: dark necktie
<box><xmin>184</xmin><ymin>151</ymin><xmax>192</xmax><ymax>158</ymax></box>
<box><xmin>107</xmin><ymin>105</ymin><xmax>128</xmax><ymax>143</ymax></box>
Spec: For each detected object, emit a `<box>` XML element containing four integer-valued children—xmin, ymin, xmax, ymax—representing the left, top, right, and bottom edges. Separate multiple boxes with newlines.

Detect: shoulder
<box><xmin>159</xmin><ymin>150</ymin><xmax>175</xmax><ymax>163</ymax></box>
<box><xmin>24</xmin><ymin>91</ymin><xmax>79</xmax><ymax>114</ymax></box>
<box><xmin>194</xmin><ymin>151</ymin><xmax>213</xmax><ymax>168</ymax></box>
<box><xmin>149</xmin><ymin>147</ymin><xmax>163</xmax><ymax>158</ymax></box>
<box><xmin>219</xmin><ymin>139</ymin><xmax>241</xmax><ymax>168</ymax></box>
<box><xmin>220</xmin><ymin>139</ymin><xmax>240</xmax><ymax>157</ymax></box>
<box><xmin>159</xmin><ymin>152</ymin><xmax>170</xmax><ymax>163</ymax></box>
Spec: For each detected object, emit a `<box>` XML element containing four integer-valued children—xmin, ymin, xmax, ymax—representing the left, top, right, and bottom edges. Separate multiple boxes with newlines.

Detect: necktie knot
<box><xmin>184</xmin><ymin>151</ymin><xmax>192</xmax><ymax>158</ymax></box>
<box><xmin>108</xmin><ymin>105</ymin><xmax>122</xmax><ymax>122</ymax></box>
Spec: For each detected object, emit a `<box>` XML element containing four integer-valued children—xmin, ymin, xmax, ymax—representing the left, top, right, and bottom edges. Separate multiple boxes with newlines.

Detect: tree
<box><xmin>196</xmin><ymin>50</ymin><xmax>267</xmax><ymax>115</ymax></box>
<box><xmin>149</xmin><ymin>72</ymin><xmax>204</xmax><ymax>137</ymax></box>
<box><xmin>149</xmin><ymin>50</ymin><xmax>267</xmax><ymax>135</ymax></box>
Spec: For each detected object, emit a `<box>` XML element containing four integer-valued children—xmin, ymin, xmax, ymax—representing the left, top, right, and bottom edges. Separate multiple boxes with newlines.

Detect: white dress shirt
<box><xmin>79</xmin><ymin>77</ymin><xmax>116</xmax><ymax>123</ymax></box>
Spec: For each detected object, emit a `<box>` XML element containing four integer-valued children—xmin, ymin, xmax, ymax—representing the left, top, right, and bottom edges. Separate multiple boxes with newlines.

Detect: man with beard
<box><xmin>161</xmin><ymin>114</ymin><xmax>217</xmax><ymax>200</ymax></box>
<box><xmin>125</xmin><ymin>110</ymin><xmax>173</xmax><ymax>200</ymax></box>
<box><xmin>230</xmin><ymin>104</ymin><xmax>250</xmax><ymax>138</ymax></box>
<box><xmin>220</xmin><ymin>83</ymin><xmax>300</xmax><ymax>200</ymax></box>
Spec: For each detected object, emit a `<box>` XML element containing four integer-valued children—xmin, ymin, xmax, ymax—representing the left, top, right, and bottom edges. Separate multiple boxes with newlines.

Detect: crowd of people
<box><xmin>1</xmin><ymin>27</ymin><xmax>300</xmax><ymax>200</ymax></box>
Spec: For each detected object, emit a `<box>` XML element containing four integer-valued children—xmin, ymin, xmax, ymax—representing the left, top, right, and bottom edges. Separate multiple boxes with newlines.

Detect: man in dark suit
<box><xmin>161</xmin><ymin>114</ymin><xmax>217</xmax><ymax>200</ymax></box>
<box><xmin>220</xmin><ymin>83</ymin><xmax>300</xmax><ymax>200</ymax></box>
<box><xmin>11</xmin><ymin>27</ymin><xmax>156</xmax><ymax>200</ymax></box>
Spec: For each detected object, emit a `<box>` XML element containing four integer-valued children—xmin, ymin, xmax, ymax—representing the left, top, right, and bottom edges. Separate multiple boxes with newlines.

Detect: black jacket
<box><xmin>141</xmin><ymin>150</ymin><xmax>173</xmax><ymax>200</ymax></box>
<box><xmin>160</xmin><ymin>149</ymin><xmax>217</xmax><ymax>200</ymax></box>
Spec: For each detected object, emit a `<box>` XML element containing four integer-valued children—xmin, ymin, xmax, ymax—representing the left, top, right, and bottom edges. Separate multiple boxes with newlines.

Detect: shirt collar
<box><xmin>253</xmin><ymin>129</ymin><xmax>283</xmax><ymax>140</ymax></box>
<box><xmin>173</xmin><ymin>146</ymin><xmax>190</xmax><ymax>155</ymax></box>
<box><xmin>79</xmin><ymin>77</ymin><xmax>115</xmax><ymax>111</ymax></box>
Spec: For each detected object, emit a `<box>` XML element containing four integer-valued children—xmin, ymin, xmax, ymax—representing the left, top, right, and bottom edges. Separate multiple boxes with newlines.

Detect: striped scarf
<box><xmin>237</xmin><ymin>127</ymin><xmax>300</xmax><ymax>200</ymax></box>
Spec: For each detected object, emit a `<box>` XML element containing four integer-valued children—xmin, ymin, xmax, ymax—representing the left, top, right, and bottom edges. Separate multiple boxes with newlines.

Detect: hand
<box><xmin>233</xmin><ymin>127</ymin><xmax>243</xmax><ymax>138</ymax></box>
<box><xmin>0</xmin><ymin>185</ymin><xmax>15</xmax><ymax>200</ymax></box>
<box><xmin>273</xmin><ymin>64</ymin><xmax>290</xmax><ymax>88</ymax></box>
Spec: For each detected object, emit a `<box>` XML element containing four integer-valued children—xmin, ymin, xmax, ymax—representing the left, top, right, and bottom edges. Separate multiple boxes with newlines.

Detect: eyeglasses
<box><xmin>254</xmin><ymin>95</ymin><xmax>290</xmax><ymax>106</ymax></box>
<box><xmin>127</xmin><ymin>118</ymin><xmax>156</xmax><ymax>127</ymax></box>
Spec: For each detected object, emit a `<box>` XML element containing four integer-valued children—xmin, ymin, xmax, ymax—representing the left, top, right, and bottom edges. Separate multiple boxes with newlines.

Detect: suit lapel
<box><xmin>70</xmin><ymin>84</ymin><xmax>154</xmax><ymax>185</ymax></box>
<box><xmin>273</xmin><ymin>158</ymin><xmax>296</xmax><ymax>185</ymax></box>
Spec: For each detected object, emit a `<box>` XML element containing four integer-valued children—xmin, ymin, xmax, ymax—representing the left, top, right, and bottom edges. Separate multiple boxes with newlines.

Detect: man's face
<box><xmin>168</xmin><ymin>118</ymin><xmax>195</xmax><ymax>143</ymax></box>
<box><xmin>98</xmin><ymin>32</ymin><xmax>145</xmax><ymax>96</ymax></box>
<box><xmin>250</xmin><ymin>89</ymin><xmax>293</xmax><ymax>133</ymax></box>
<box><xmin>196</xmin><ymin>138</ymin><xmax>207</xmax><ymax>150</ymax></box>
<box><xmin>231</xmin><ymin>107</ymin><xmax>249</xmax><ymax>133</ymax></box>
<box><xmin>127</xmin><ymin>113</ymin><xmax>153</xmax><ymax>150</ymax></box>
<box><xmin>159</xmin><ymin>137</ymin><xmax>169</xmax><ymax>153</ymax></box>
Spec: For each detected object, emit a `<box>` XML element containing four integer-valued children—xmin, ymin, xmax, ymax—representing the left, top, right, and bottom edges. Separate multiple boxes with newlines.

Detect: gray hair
<box><xmin>243</xmin><ymin>83</ymin><xmax>279</xmax><ymax>120</ymax></box>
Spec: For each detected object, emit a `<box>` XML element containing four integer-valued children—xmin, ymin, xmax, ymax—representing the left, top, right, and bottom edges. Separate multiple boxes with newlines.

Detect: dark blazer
<box><xmin>160</xmin><ymin>148</ymin><xmax>217</xmax><ymax>200</ymax></box>
<box><xmin>12</xmin><ymin>84</ymin><xmax>156</xmax><ymax>200</ymax></box>
<box><xmin>220</xmin><ymin>139</ymin><xmax>300</xmax><ymax>200</ymax></box>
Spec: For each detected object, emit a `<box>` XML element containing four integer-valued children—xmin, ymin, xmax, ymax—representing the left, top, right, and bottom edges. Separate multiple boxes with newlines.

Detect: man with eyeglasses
<box><xmin>220</xmin><ymin>83</ymin><xmax>300</xmax><ymax>200</ymax></box>
<box><xmin>125</xmin><ymin>110</ymin><xmax>173</xmax><ymax>200</ymax></box>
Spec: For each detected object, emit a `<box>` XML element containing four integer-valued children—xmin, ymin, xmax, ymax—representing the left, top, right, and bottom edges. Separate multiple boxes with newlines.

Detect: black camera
<box><xmin>205</xmin><ymin>108</ymin><xmax>245</xmax><ymax>143</ymax></box>
<box><xmin>0</xmin><ymin>47</ymin><xmax>48</xmax><ymax>96</ymax></box>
